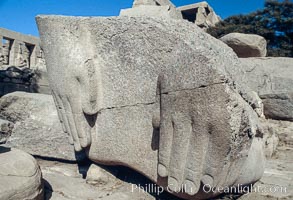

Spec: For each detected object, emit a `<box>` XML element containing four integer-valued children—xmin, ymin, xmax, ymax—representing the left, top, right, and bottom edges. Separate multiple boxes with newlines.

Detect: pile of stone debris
<box><xmin>0</xmin><ymin>65</ymin><xmax>50</xmax><ymax>97</ymax></box>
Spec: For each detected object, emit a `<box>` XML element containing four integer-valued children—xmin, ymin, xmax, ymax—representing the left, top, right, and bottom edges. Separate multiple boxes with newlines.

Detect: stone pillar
<box><xmin>29</xmin><ymin>45</ymin><xmax>37</xmax><ymax>67</ymax></box>
<box><xmin>195</xmin><ymin>7</ymin><xmax>207</xmax><ymax>27</ymax></box>
<box><xmin>0</xmin><ymin>35</ymin><xmax>3</xmax><ymax>65</ymax></box>
<box><xmin>9</xmin><ymin>39</ymin><xmax>21</xmax><ymax>66</ymax></box>
<box><xmin>0</xmin><ymin>35</ymin><xmax>3</xmax><ymax>47</ymax></box>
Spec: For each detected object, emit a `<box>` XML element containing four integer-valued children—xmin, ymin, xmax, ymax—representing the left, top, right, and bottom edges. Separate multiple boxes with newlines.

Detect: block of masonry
<box><xmin>37</xmin><ymin>15</ymin><xmax>265</xmax><ymax>199</ymax></box>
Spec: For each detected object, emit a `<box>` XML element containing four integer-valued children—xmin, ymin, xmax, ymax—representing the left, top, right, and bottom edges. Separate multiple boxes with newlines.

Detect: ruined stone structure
<box><xmin>178</xmin><ymin>1</ymin><xmax>221</xmax><ymax>29</ymax></box>
<box><xmin>0</xmin><ymin>28</ymin><xmax>49</xmax><ymax>97</ymax></box>
<box><xmin>0</xmin><ymin>28</ymin><xmax>43</xmax><ymax>68</ymax></box>
<box><xmin>119</xmin><ymin>0</ymin><xmax>221</xmax><ymax>29</ymax></box>
<box><xmin>120</xmin><ymin>0</ymin><xmax>183</xmax><ymax>20</ymax></box>
<box><xmin>37</xmin><ymin>15</ymin><xmax>265</xmax><ymax>199</ymax></box>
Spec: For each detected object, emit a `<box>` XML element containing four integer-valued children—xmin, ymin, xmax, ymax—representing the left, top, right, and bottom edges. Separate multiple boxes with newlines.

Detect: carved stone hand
<box><xmin>157</xmin><ymin>72</ymin><xmax>262</xmax><ymax>196</ymax></box>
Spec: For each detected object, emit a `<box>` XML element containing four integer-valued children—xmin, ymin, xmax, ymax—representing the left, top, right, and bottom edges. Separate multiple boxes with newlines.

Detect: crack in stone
<box><xmin>97</xmin><ymin>82</ymin><xmax>227</xmax><ymax>113</ymax></box>
<box><xmin>97</xmin><ymin>101</ymin><xmax>156</xmax><ymax>113</ymax></box>
<box><xmin>160</xmin><ymin>81</ymin><xmax>226</xmax><ymax>95</ymax></box>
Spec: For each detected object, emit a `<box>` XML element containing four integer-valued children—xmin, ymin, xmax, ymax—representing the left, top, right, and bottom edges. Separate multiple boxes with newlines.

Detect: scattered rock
<box><xmin>220</xmin><ymin>33</ymin><xmax>267</xmax><ymax>57</ymax></box>
<box><xmin>0</xmin><ymin>92</ymin><xmax>77</xmax><ymax>161</ymax></box>
<box><xmin>0</xmin><ymin>147</ymin><xmax>43</xmax><ymax>200</ymax></box>
<box><xmin>86</xmin><ymin>164</ymin><xmax>118</xmax><ymax>186</ymax></box>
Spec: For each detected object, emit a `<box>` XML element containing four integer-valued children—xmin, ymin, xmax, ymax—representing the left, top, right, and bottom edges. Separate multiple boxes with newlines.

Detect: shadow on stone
<box><xmin>113</xmin><ymin>165</ymin><xmax>184</xmax><ymax>200</ymax></box>
<box><xmin>0</xmin><ymin>145</ymin><xmax>11</xmax><ymax>153</ymax></box>
<box><xmin>43</xmin><ymin>179</ymin><xmax>53</xmax><ymax>200</ymax></box>
<box><xmin>0</xmin><ymin>66</ymin><xmax>37</xmax><ymax>97</ymax></box>
<box><xmin>151</xmin><ymin>127</ymin><xmax>159</xmax><ymax>151</ymax></box>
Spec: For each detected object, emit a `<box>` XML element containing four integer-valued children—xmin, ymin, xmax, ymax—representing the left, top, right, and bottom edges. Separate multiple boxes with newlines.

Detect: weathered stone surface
<box><xmin>133</xmin><ymin>0</ymin><xmax>175</xmax><ymax>7</ymax></box>
<box><xmin>37</xmin><ymin>16</ymin><xmax>264</xmax><ymax>199</ymax></box>
<box><xmin>244</xmin><ymin>91</ymin><xmax>264</xmax><ymax>118</ymax></box>
<box><xmin>0</xmin><ymin>147</ymin><xmax>43</xmax><ymax>200</ymax></box>
<box><xmin>120</xmin><ymin>5</ymin><xmax>183</xmax><ymax>19</ymax></box>
<box><xmin>178</xmin><ymin>1</ymin><xmax>221</xmax><ymax>29</ymax></box>
<box><xmin>0</xmin><ymin>92</ymin><xmax>76</xmax><ymax>161</ymax></box>
<box><xmin>120</xmin><ymin>0</ymin><xmax>182</xmax><ymax>19</ymax></box>
<box><xmin>220</xmin><ymin>33</ymin><xmax>267</xmax><ymax>58</ymax></box>
<box><xmin>240</xmin><ymin>57</ymin><xmax>293</xmax><ymax>121</ymax></box>
<box><xmin>240</xmin><ymin>57</ymin><xmax>293</xmax><ymax>96</ymax></box>
<box><xmin>0</xmin><ymin>119</ymin><xmax>13</xmax><ymax>144</ymax></box>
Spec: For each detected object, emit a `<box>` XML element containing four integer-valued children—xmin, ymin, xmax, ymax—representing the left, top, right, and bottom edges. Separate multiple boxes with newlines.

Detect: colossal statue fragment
<box><xmin>37</xmin><ymin>15</ymin><xmax>265</xmax><ymax>199</ymax></box>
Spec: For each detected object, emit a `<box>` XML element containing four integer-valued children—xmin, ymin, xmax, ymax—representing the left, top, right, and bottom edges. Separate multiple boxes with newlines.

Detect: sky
<box><xmin>0</xmin><ymin>0</ymin><xmax>265</xmax><ymax>37</ymax></box>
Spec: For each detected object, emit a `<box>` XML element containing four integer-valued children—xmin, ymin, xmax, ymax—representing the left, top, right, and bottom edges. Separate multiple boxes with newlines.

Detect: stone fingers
<box><xmin>61</xmin><ymin>96</ymin><xmax>82</xmax><ymax>152</ymax></box>
<box><xmin>67</xmin><ymin>96</ymin><xmax>91</xmax><ymax>149</ymax></box>
<box><xmin>80</xmin><ymin>55</ymin><xmax>101</xmax><ymax>115</ymax></box>
<box><xmin>52</xmin><ymin>88</ymin><xmax>92</xmax><ymax>150</ymax></box>
<box><xmin>72</xmin><ymin>113</ymin><xmax>91</xmax><ymax>148</ymax></box>
<box><xmin>168</xmin><ymin>115</ymin><xmax>192</xmax><ymax>193</ymax></box>
<box><xmin>158</xmin><ymin>113</ymin><xmax>173</xmax><ymax>178</ymax></box>
<box><xmin>183</xmin><ymin>116</ymin><xmax>209</xmax><ymax>196</ymax></box>
<box><xmin>51</xmin><ymin>91</ymin><xmax>74</xmax><ymax>145</ymax></box>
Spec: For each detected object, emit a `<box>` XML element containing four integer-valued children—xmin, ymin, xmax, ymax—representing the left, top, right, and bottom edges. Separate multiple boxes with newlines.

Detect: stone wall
<box><xmin>0</xmin><ymin>28</ymin><xmax>49</xmax><ymax>96</ymax></box>
<box><xmin>0</xmin><ymin>28</ymin><xmax>43</xmax><ymax>68</ymax></box>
